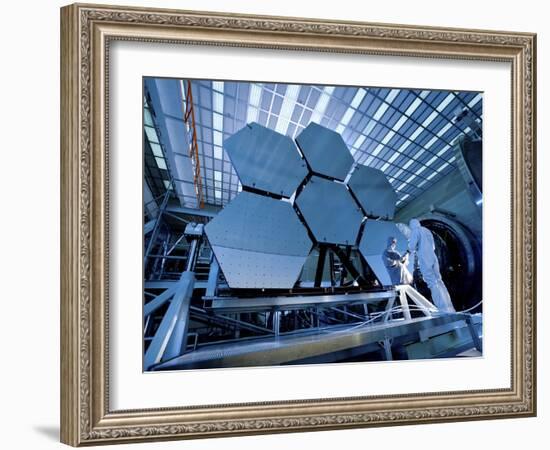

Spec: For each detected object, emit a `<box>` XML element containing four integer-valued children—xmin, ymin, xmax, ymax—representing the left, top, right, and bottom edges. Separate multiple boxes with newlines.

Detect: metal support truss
<box><xmin>144</xmin><ymin>271</ymin><xmax>196</xmax><ymax>370</ymax></box>
<box><xmin>144</xmin><ymin>188</ymin><xmax>171</xmax><ymax>271</ymax></box>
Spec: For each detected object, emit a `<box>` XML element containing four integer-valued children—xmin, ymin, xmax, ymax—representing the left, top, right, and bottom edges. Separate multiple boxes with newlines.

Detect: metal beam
<box><xmin>329</xmin><ymin>306</ymin><xmax>368</xmax><ymax>322</ymax></box>
<box><xmin>145</xmin><ymin>280</ymin><xmax>228</xmax><ymax>290</ymax></box>
<box><xmin>152</xmin><ymin>314</ymin><xmax>470</xmax><ymax>370</ymax></box>
<box><xmin>166</xmin><ymin>205</ymin><xmax>218</xmax><ymax>218</ymax></box>
<box><xmin>398</xmin><ymin>288</ymin><xmax>412</xmax><ymax>321</ymax></box>
<box><xmin>314</xmin><ymin>246</ymin><xmax>327</xmax><ymax>288</ymax></box>
<box><xmin>164</xmin><ymin>272</ymin><xmax>196</xmax><ymax>360</ymax></box>
<box><xmin>463</xmin><ymin>313</ymin><xmax>483</xmax><ymax>352</ymax></box>
<box><xmin>208</xmin><ymin>290</ymin><xmax>395</xmax><ymax>313</ymax></box>
<box><xmin>332</xmin><ymin>246</ymin><xmax>368</xmax><ymax>287</ymax></box>
<box><xmin>143</xmin><ymin>285</ymin><xmax>177</xmax><ymax>317</ymax></box>
<box><xmin>206</xmin><ymin>257</ymin><xmax>220</xmax><ymax>297</ymax></box>
<box><xmin>381</xmin><ymin>337</ymin><xmax>393</xmax><ymax>361</ymax></box>
<box><xmin>189</xmin><ymin>307</ymin><xmax>273</xmax><ymax>335</ymax></box>
<box><xmin>144</xmin><ymin>271</ymin><xmax>195</xmax><ymax>370</ymax></box>
<box><xmin>144</xmin><ymin>219</ymin><xmax>156</xmax><ymax>235</ymax></box>
<box><xmin>144</xmin><ymin>189</ymin><xmax>171</xmax><ymax>268</ymax></box>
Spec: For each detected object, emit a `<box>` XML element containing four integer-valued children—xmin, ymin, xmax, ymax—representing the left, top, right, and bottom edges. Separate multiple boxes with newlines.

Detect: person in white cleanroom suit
<box><xmin>407</xmin><ymin>219</ymin><xmax>455</xmax><ymax>313</ymax></box>
<box><xmin>383</xmin><ymin>236</ymin><xmax>413</xmax><ymax>285</ymax></box>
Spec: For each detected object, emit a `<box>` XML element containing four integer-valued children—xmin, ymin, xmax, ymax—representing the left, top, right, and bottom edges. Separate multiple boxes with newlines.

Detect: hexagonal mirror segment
<box><xmin>348</xmin><ymin>165</ymin><xmax>397</xmax><ymax>219</ymax></box>
<box><xmin>295</xmin><ymin>176</ymin><xmax>364</xmax><ymax>246</ymax></box>
<box><xmin>205</xmin><ymin>191</ymin><xmax>312</xmax><ymax>289</ymax></box>
<box><xmin>224</xmin><ymin>123</ymin><xmax>308</xmax><ymax>198</ymax></box>
<box><xmin>295</xmin><ymin>122</ymin><xmax>354</xmax><ymax>181</ymax></box>
<box><xmin>358</xmin><ymin>220</ymin><xmax>408</xmax><ymax>286</ymax></box>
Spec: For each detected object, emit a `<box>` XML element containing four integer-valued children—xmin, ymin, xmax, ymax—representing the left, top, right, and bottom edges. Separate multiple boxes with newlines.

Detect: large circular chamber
<box><xmin>418</xmin><ymin>214</ymin><xmax>482</xmax><ymax>313</ymax></box>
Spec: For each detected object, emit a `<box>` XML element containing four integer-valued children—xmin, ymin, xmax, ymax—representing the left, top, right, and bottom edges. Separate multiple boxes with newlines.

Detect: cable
<box><xmin>455</xmin><ymin>299</ymin><xmax>483</xmax><ymax>314</ymax></box>
<box><xmin>318</xmin><ymin>299</ymin><xmax>480</xmax><ymax>336</ymax></box>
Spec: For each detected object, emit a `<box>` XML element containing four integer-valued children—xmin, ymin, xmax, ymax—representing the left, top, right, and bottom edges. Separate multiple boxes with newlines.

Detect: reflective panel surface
<box><xmin>358</xmin><ymin>220</ymin><xmax>408</xmax><ymax>286</ymax></box>
<box><xmin>295</xmin><ymin>176</ymin><xmax>363</xmax><ymax>245</ymax></box>
<box><xmin>205</xmin><ymin>191</ymin><xmax>312</xmax><ymax>288</ymax></box>
<box><xmin>224</xmin><ymin>122</ymin><xmax>308</xmax><ymax>197</ymax></box>
<box><xmin>348</xmin><ymin>164</ymin><xmax>397</xmax><ymax>219</ymax></box>
<box><xmin>295</xmin><ymin>122</ymin><xmax>354</xmax><ymax>181</ymax></box>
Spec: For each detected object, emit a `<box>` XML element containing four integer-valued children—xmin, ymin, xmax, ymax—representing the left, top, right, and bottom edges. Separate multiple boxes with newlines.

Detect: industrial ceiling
<box><xmin>144</xmin><ymin>79</ymin><xmax>482</xmax><ymax>213</ymax></box>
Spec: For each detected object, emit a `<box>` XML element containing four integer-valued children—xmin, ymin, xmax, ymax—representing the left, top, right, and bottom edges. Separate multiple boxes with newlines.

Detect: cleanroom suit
<box><xmin>408</xmin><ymin>219</ymin><xmax>455</xmax><ymax>313</ymax></box>
<box><xmin>383</xmin><ymin>237</ymin><xmax>413</xmax><ymax>285</ymax></box>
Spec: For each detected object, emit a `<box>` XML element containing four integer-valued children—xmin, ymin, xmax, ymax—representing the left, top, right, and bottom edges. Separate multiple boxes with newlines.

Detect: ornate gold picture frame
<box><xmin>60</xmin><ymin>3</ymin><xmax>536</xmax><ymax>446</ymax></box>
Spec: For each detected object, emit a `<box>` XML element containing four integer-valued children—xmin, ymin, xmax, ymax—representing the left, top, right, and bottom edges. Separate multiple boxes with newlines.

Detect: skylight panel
<box><xmin>436</xmin><ymin>93</ymin><xmax>455</xmax><ymax>112</ymax></box>
<box><xmin>144</xmin><ymin>108</ymin><xmax>154</xmax><ymax>127</ymax></box>
<box><xmin>246</xmin><ymin>84</ymin><xmax>262</xmax><ymax>123</ymax></box>
<box><xmin>336</xmin><ymin>90</ymin><xmax>367</xmax><ymax>133</ymax></box>
<box><xmin>394</xmin><ymin>175</ymin><xmax>416</xmax><ymax>192</ymax></box>
<box><xmin>145</xmin><ymin>126</ymin><xmax>159</xmax><ymax>144</ymax></box>
<box><xmin>369</xmin><ymin>144</ymin><xmax>384</xmax><ymax>159</ymax></box>
<box><xmin>387</xmin><ymin>151</ymin><xmax>400</xmax><ymax>165</ymax></box>
<box><xmin>336</xmin><ymin>110</ymin><xmax>354</xmax><ymax>133</ymax></box>
<box><xmin>150</xmin><ymin>143</ymin><xmax>163</xmax><ymax>157</ymax></box>
<box><xmin>310</xmin><ymin>86</ymin><xmax>335</xmax><ymax>124</ymax></box>
<box><xmin>393</xmin><ymin>169</ymin><xmax>404</xmax><ymax>179</ymax></box>
<box><xmin>468</xmin><ymin>93</ymin><xmax>483</xmax><ymax>108</ymax></box>
<box><xmin>421</xmin><ymin>110</ymin><xmax>439</xmax><ymax>128</ymax></box>
<box><xmin>351</xmin><ymin>88</ymin><xmax>367</xmax><ymax>108</ymax></box>
<box><xmin>381</xmin><ymin>130</ymin><xmax>395</xmax><ymax>144</ymax></box>
<box><xmin>212</xmin><ymin>81</ymin><xmax>224</xmax><ymax>94</ymax></box>
<box><xmin>350</xmin><ymin>134</ymin><xmax>366</xmax><ymax>156</ymax></box>
<box><xmin>404</xmin><ymin>97</ymin><xmax>423</xmax><ymax>116</ymax></box>
<box><xmin>391</xmin><ymin>114</ymin><xmax>408</xmax><ymax>132</ymax></box>
<box><xmin>353</xmin><ymin>134</ymin><xmax>366</xmax><ymax>149</ymax></box>
<box><xmin>423</xmin><ymin>122</ymin><xmax>453</xmax><ymax>149</ymax></box>
<box><xmin>385</xmin><ymin>89</ymin><xmax>400</xmax><ymax>104</ymax></box>
<box><xmin>361</xmin><ymin>120</ymin><xmax>376</xmax><ymax>137</ymax></box>
<box><xmin>414</xmin><ymin>166</ymin><xmax>427</xmax><ymax>176</ymax></box>
<box><xmin>424</xmin><ymin>135</ymin><xmax>438</xmax><ymax>149</ymax></box>
<box><xmin>436</xmin><ymin>145</ymin><xmax>451</xmax><ymax>157</ymax></box>
<box><xmin>212</xmin><ymin>82</ymin><xmax>224</xmax><ymax>114</ymax></box>
<box><xmin>425</xmin><ymin>155</ymin><xmax>438</xmax><ymax>166</ymax></box>
<box><xmin>402</xmin><ymin>159</ymin><xmax>414</xmax><ymax>170</ymax></box>
<box><xmin>155</xmin><ymin>157</ymin><xmax>167</xmax><ymax>170</ymax></box>
<box><xmin>249</xmin><ymin>84</ymin><xmax>262</xmax><ymax>106</ymax></box>
<box><xmin>213</xmin><ymin>130</ymin><xmax>223</xmax><ymax>148</ymax></box>
<box><xmin>408</xmin><ymin>126</ymin><xmax>424</xmax><ymax>141</ymax></box>
<box><xmin>436</xmin><ymin>122</ymin><xmax>453</xmax><ymax>138</ymax></box>
<box><xmin>213</xmin><ymin>112</ymin><xmax>224</xmax><ymax>131</ymax></box>
<box><xmin>370</xmin><ymin>89</ymin><xmax>401</xmax><ymax>122</ymax></box>
<box><xmin>372</xmin><ymin>103</ymin><xmax>389</xmax><ymax>121</ymax></box>
<box><xmin>275</xmin><ymin>84</ymin><xmax>300</xmax><ymax>134</ymax></box>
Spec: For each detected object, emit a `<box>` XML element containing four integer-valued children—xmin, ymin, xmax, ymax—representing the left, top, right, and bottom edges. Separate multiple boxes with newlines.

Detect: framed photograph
<box><xmin>60</xmin><ymin>3</ymin><xmax>536</xmax><ymax>446</ymax></box>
